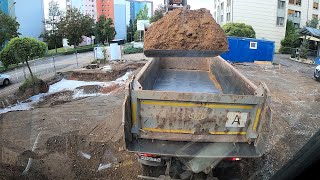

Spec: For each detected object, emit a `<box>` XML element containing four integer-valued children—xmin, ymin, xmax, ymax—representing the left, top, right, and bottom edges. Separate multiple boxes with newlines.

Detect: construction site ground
<box><xmin>0</xmin><ymin>54</ymin><xmax>319</xmax><ymax>179</ymax></box>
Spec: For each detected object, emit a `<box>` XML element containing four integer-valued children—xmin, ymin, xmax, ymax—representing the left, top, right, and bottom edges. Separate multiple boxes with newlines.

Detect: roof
<box><xmin>227</xmin><ymin>36</ymin><xmax>275</xmax><ymax>43</ymax></box>
<box><xmin>299</xmin><ymin>27</ymin><xmax>320</xmax><ymax>38</ymax></box>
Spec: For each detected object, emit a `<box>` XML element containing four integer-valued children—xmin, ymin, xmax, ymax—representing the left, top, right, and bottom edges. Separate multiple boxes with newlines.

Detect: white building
<box><xmin>213</xmin><ymin>0</ymin><xmax>320</xmax><ymax>52</ymax></box>
<box><xmin>83</xmin><ymin>0</ymin><xmax>97</xmax><ymax>20</ymax></box>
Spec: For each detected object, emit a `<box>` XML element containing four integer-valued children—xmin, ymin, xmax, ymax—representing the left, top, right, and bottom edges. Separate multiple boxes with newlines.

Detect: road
<box><xmin>273</xmin><ymin>54</ymin><xmax>317</xmax><ymax>77</ymax></box>
<box><xmin>2</xmin><ymin>51</ymin><xmax>94</xmax><ymax>84</ymax></box>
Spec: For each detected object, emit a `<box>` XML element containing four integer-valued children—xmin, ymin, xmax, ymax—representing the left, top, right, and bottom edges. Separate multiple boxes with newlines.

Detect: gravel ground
<box><xmin>234</xmin><ymin>55</ymin><xmax>320</xmax><ymax>179</ymax></box>
<box><xmin>0</xmin><ymin>55</ymin><xmax>319</xmax><ymax>179</ymax></box>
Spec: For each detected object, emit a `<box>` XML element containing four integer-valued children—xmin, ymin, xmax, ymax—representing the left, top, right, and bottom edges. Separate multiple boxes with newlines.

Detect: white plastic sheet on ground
<box><xmin>0</xmin><ymin>72</ymin><xmax>132</xmax><ymax>114</ymax></box>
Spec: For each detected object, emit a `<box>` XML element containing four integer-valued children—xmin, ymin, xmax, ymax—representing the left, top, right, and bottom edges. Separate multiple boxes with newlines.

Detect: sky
<box><xmin>44</xmin><ymin>0</ymin><xmax>214</xmax><ymax>19</ymax></box>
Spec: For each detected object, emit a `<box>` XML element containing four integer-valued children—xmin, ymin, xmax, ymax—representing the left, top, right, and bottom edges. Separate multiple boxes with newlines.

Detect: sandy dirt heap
<box><xmin>144</xmin><ymin>8</ymin><xmax>229</xmax><ymax>51</ymax></box>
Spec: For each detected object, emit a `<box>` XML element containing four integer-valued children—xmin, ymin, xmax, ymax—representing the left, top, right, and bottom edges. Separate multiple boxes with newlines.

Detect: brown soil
<box><xmin>100</xmin><ymin>83</ymin><xmax>120</xmax><ymax>94</ymax></box>
<box><xmin>76</xmin><ymin>85</ymin><xmax>102</xmax><ymax>94</ymax></box>
<box><xmin>35</xmin><ymin>91</ymin><xmax>74</xmax><ymax>107</ymax></box>
<box><xmin>69</xmin><ymin>62</ymin><xmax>145</xmax><ymax>82</ymax></box>
<box><xmin>144</xmin><ymin>8</ymin><xmax>229</xmax><ymax>51</ymax></box>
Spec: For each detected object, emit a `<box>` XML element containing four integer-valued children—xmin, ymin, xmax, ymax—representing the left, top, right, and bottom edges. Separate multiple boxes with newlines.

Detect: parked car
<box><xmin>315</xmin><ymin>65</ymin><xmax>320</xmax><ymax>81</ymax></box>
<box><xmin>0</xmin><ymin>73</ymin><xmax>11</xmax><ymax>86</ymax></box>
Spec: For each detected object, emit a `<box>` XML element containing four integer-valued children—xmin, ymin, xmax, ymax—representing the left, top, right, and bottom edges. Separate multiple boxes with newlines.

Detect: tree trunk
<box><xmin>22</xmin><ymin>61</ymin><xmax>27</xmax><ymax>79</ymax></box>
<box><xmin>25</xmin><ymin>59</ymin><xmax>34</xmax><ymax>79</ymax></box>
<box><xmin>75</xmin><ymin>45</ymin><xmax>79</xmax><ymax>67</ymax></box>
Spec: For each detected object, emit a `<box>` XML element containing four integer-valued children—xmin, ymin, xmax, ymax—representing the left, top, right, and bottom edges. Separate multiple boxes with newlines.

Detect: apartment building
<box><xmin>15</xmin><ymin>0</ymin><xmax>45</xmax><ymax>40</ymax></box>
<box><xmin>0</xmin><ymin>0</ymin><xmax>15</xmax><ymax>17</ymax></box>
<box><xmin>214</xmin><ymin>0</ymin><xmax>320</xmax><ymax>52</ymax></box>
<box><xmin>83</xmin><ymin>0</ymin><xmax>97</xmax><ymax>20</ymax></box>
<box><xmin>96</xmin><ymin>0</ymin><xmax>114</xmax><ymax>20</ymax></box>
<box><xmin>114</xmin><ymin>0</ymin><xmax>126</xmax><ymax>40</ymax></box>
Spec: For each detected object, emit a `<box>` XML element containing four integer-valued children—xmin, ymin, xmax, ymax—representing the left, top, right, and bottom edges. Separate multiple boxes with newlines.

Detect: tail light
<box><xmin>138</xmin><ymin>153</ymin><xmax>157</xmax><ymax>157</ymax></box>
<box><xmin>227</xmin><ymin>157</ymin><xmax>241</xmax><ymax>161</ymax></box>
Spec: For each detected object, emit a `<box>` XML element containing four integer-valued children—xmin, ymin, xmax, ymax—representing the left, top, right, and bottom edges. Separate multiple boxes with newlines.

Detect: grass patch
<box><xmin>47</xmin><ymin>47</ymin><xmax>67</xmax><ymax>55</ymax></box>
<box><xmin>0</xmin><ymin>64</ymin><xmax>20</xmax><ymax>73</ymax></box>
<box><xmin>19</xmin><ymin>76</ymin><xmax>42</xmax><ymax>92</ymax></box>
<box><xmin>123</xmin><ymin>47</ymin><xmax>143</xmax><ymax>54</ymax></box>
<box><xmin>46</xmin><ymin>45</ymin><xmax>95</xmax><ymax>56</ymax></box>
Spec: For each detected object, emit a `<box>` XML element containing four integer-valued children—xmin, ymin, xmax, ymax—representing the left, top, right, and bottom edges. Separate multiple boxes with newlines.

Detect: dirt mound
<box><xmin>144</xmin><ymin>8</ymin><xmax>229</xmax><ymax>51</ymax></box>
<box><xmin>17</xmin><ymin>78</ymin><xmax>49</xmax><ymax>100</ymax></box>
<box><xmin>76</xmin><ymin>85</ymin><xmax>101</xmax><ymax>94</ymax></box>
<box><xmin>36</xmin><ymin>91</ymin><xmax>74</xmax><ymax>107</ymax></box>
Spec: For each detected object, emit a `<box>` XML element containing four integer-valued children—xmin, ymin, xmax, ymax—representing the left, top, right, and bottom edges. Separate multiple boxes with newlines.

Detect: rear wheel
<box><xmin>3</xmin><ymin>79</ymin><xmax>10</xmax><ymax>86</ymax></box>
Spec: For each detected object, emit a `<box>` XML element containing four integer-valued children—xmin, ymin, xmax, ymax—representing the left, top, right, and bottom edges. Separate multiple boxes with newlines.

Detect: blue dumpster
<box><xmin>221</xmin><ymin>37</ymin><xmax>275</xmax><ymax>63</ymax></box>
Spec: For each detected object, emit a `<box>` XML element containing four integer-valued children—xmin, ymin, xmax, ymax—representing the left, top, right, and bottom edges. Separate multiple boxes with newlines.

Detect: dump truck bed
<box><xmin>123</xmin><ymin>57</ymin><xmax>271</xmax><ymax>158</ymax></box>
<box><xmin>153</xmin><ymin>69</ymin><xmax>222</xmax><ymax>93</ymax></box>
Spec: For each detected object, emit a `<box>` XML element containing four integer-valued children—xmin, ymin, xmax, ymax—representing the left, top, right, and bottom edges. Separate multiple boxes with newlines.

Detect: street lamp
<box><xmin>8</xmin><ymin>2</ymin><xmax>16</xmax><ymax>17</ymax></box>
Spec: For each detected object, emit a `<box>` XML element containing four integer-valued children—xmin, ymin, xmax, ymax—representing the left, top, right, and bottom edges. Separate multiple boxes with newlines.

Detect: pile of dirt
<box><xmin>144</xmin><ymin>8</ymin><xmax>229</xmax><ymax>51</ymax></box>
<box><xmin>76</xmin><ymin>85</ymin><xmax>102</xmax><ymax>94</ymax></box>
<box><xmin>17</xmin><ymin>78</ymin><xmax>49</xmax><ymax>100</ymax></box>
<box><xmin>35</xmin><ymin>91</ymin><xmax>74</xmax><ymax>107</ymax></box>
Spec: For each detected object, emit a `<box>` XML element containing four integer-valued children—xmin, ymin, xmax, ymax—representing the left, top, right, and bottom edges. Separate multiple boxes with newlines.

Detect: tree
<box><xmin>0</xmin><ymin>11</ymin><xmax>20</xmax><ymax>49</ymax></box>
<box><xmin>279</xmin><ymin>20</ymin><xmax>300</xmax><ymax>54</ymax></box>
<box><xmin>306</xmin><ymin>17</ymin><xmax>319</xmax><ymax>28</ymax></box>
<box><xmin>134</xmin><ymin>5</ymin><xmax>149</xmax><ymax>41</ymax></box>
<box><xmin>150</xmin><ymin>5</ymin><xmax>165</xmax><ymax>23</ymax></box>
<box><xmin>95</xmin><ymin>15</ymin><xmax>116</xmax><ymax>44</ymax></box>
<box><xmin>40</xmin><ymin>0</ymin><xmax>63</xmax><ymax>53</ymax></box>
<box><xmin>299</xmin><ymin>36</ymin><xmax>309</xmax><ymax>59</ymax></box>
<box><xmin>40</xmin><ymin>30</ymin><xmax>63</xmax><ymax>50</ymax></box>
<box><xmin>57</xmin><ymin>8</ymin><xmax>95</xmax><ymax>48</ymax></box>
<box><xmin>0</xmin><ymin>38</ymin><xmax>47</xmax><ymax>78</ymax></box>
<box><xmin>222</xmin><ymin>23</ymin><xmax>256</xmax><ymax>38</ymax></box>
<box><xmin>126</xmin><ymin>19</ymin><xmax>134</xmax><ymax>42</ymax></box>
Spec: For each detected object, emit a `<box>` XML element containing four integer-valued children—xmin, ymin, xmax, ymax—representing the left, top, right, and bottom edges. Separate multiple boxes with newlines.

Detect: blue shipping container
<box><xmin>221</xmin><ymin>37</ymin><xmax>275</xmax><ymax>63</ymax></box>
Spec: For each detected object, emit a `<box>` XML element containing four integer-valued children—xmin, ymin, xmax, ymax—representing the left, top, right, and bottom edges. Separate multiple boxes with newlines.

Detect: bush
<box><xmin>62</xmin><ymin>46</ymin><xmax>94</xmax><ymax>55</ymax></box>
<box><xmin>279</xmin><ymin>20</ymin><xmax>300</xmax><ymax>54</ymax></box>
<box><xmin>0</xmin><ymin>37</ymin><xmax>47</xmax><ymax>69</ymax></box>
<box><xmin>222</xmin><ymin>23</ymin><xmax>256</xmax><ymax>38</ymax></box>
<box><xmin>124</xmin><ymin>47</ymin><xmax>143</xmax><ymax>54</ymax></box>
<box><xmin>0</xmin><ymin>45</ymin><xmax>19</xmax><ymax>69</ymax></box>
<box><xmin>134</xmin><ymin>30</ymin><xmax>144</xmax><ymax>42</ymax></box>
<box><xmin>19</xmin><ymin>76</ymin><xmax>41</xmax><ymax>92</ymax></box>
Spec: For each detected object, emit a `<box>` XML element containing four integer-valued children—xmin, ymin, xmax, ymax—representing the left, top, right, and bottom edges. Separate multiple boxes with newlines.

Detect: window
<box><xmin>314</xmin><ymin>2</ymin><xmax>319</xmax><ymax>10</ymax></box>
<box><xmin>313</xmin><ymin>14</ymin><xmax>318</xmax><ymax>19</ymax></box>
<box><xmin>278</xmin><ymin>0</ymin><xmax>285</xmax><ymax>9</ymax></box>
<box><xmin>250</xmin><ymin>42</ymin><xmax>258</xmax><ymax>49</ymax></box>
<box><xmin>294</xmin><ymin>11</ymin><xmax>301</xmax><ymax>17</ymax></box>
<box><xmin>227</xmin><ymin>0</ymin><xmax>231</xmax><ymax>7</ymax></box>
<box><xmin>288</xmin><ymin>9</ymin><xmax>294</xmax><ymax>15</ymax></box>
<box><xmin>289</xmin><ymin>0</ymin><xmax>301</xmax><ymax>6</ymax></box>
<box><xmin>227</xmin><ymin>12</ymin><xmax>230</xmax><ymax>22</ymax></box>
<box><xmin>294</xmin><ymin>23</ymin><xmax>300</xmax><ymax>28</ymax></box>
<box><xmin>221</xmin><ymin>15</ymin><xmax>223</xmax><ymax>22</ymax></box>
<box><xmin>221</xmin><ymin>2</ymin><xmax>224</xmax><ymax>11</ymax></box>
<box><xmin>277</xmin><ymin>17</ymin><xmax>285</xmax><ymax>26</ymax></box>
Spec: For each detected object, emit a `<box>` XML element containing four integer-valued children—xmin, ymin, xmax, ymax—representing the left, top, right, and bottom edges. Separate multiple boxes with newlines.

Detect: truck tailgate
<box><xmin>131</xmin><ymin>90</ymin><xmax>266</xmax><ymax>143</ymax></box>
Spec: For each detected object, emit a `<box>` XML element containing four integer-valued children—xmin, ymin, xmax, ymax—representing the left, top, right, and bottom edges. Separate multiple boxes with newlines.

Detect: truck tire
<box><xmin>141</xmin><ymin>164</ymin><xmax>165</xmax><ymax>178</ymax></box>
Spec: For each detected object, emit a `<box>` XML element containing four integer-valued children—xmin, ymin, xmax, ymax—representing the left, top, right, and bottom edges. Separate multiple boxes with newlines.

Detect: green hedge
<box><xmin>124</xmin><ymin>47</ymin><xmax>143</xmax><ymax>54</ymax></box>
<box><xmin>62</xmin><ymin>46</ymin><xmax>94</xmax><ymax>55</ymax></box>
